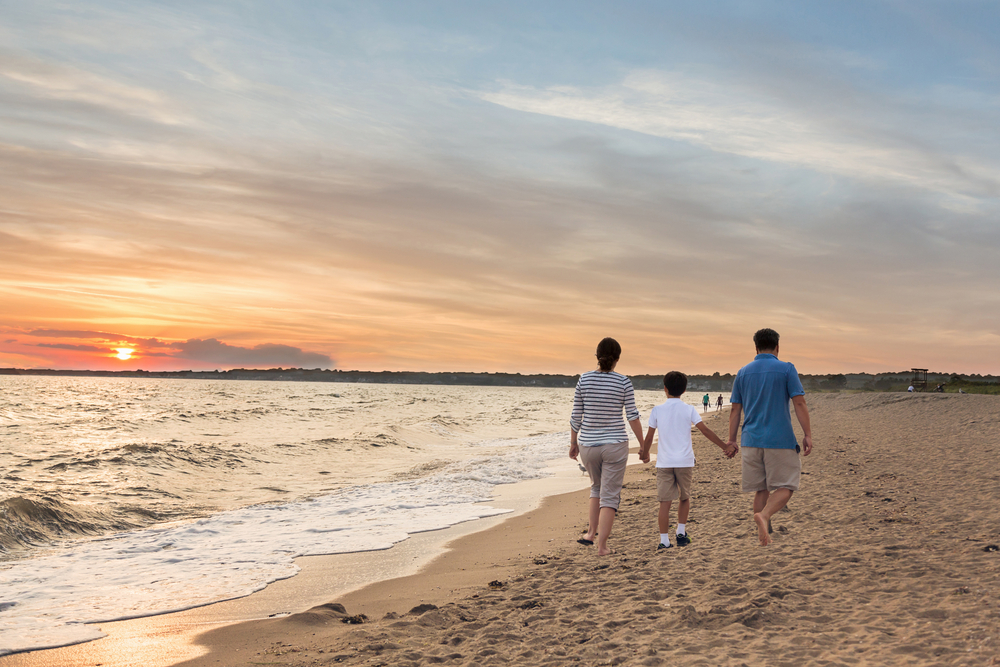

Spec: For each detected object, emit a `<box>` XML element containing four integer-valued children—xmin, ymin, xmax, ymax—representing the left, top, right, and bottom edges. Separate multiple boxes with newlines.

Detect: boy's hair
<box><xmin>663</xmin><ymin>371</ymin><xmax>687</xmax><ymax>396</ymax></box>
<box><xmin>753</xmin><ymin>328</ymin><xmax>780</xmax><ymax>351</ymax></box>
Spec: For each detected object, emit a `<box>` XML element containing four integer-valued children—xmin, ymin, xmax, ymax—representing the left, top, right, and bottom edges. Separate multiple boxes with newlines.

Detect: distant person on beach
<box><xmin>908</xmin><ymin>385</ymin><xmax>914</xmax><ymax>393</ymax></box>
<box><xmin>569</xmin><ymin>337</ymin><xmax>645</xmax><ymax>556</ymax></box>
<box><xmin>727</xmin><ymin>328</ymin><xmax>813</xmax><ymax>547</ymax></box>
<box><xmin>716</xmin><ymin>394</ymin><xmax>724</xmax><ymax>411</ymax></box>
<box><xmin>639</xmin><ymin>371</ymin><xmax>737</xmax><ymax>550</ymax></box>
<box><xmin>702</xmin><ymin>393</ymin><xmax>710</xmax><ymax>412</ymax></box>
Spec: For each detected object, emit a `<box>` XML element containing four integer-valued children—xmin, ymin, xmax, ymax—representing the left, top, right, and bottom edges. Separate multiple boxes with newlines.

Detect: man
<box><xmin>727</xmin><ymin>328</ymin><xmax>813</xmax><ymax>546</ymax></box>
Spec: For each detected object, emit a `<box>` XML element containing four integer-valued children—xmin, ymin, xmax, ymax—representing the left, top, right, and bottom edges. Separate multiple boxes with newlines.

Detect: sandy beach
<box><xmin>5</xmin><ymin>393</ymin><xmax>1000</xmax><ymax>666</ymax></box>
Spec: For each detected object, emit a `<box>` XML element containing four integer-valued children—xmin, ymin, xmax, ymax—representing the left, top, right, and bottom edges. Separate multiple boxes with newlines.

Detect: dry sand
<box><xmin>6</xmin><ymin>393</ymin><xmax>1000</xmax><ymax>666</ymax></box>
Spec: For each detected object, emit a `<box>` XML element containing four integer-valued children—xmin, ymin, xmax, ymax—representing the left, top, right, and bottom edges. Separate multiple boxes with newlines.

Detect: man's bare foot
<box><xmin>754</xmin><ymin>513</ymin><xmax>772</xmax><ymax>546</ymax></box>
<box><xmin>597</xmin><ymin>546</ymin><xmax>613</xmax><ymax>556</ymax></box>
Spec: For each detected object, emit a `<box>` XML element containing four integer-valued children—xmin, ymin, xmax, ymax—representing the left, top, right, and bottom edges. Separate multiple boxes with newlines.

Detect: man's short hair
<box><xmin>663</xmin><ymin>371</ymin><xmax>687</xmax><ymax>396</ymax></box>
<box><xmin>753</xmin><ymin>328</ymin><xmax>780</xmax><ymax>351</ymax></box>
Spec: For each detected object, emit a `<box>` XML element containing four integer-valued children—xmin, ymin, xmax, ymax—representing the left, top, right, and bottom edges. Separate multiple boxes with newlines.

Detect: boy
<box><xmin>639</xmin><ymin>371</ymin><xmax>737</xmax><ymax>549</ymax></box>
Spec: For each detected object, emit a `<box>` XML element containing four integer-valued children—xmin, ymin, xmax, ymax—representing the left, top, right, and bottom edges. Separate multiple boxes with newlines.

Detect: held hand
<box><xmin>801</xmin><ymin>435</ymin><xmax>813</xmax><ymax>456</ymax></box>
<box><xmin>569</xmin><ymin>443</ymin><xmax>580</xmax><ymax>460</ymax></box>
<box><xmin>638</xmin><ymin>448</ymin><xmax>650</xmax><ymax>464</ymax></box>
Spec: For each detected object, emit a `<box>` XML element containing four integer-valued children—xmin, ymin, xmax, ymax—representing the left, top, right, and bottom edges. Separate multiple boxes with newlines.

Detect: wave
<box><xmin>0</xmin><ymin>433</ymin><xmax>569</xmax><ymax>656</ymax></box>
<box><xmin>311</xmin><ymin>433</ymin><xmax>406</xmax><ymax>449</ymax></box>
<box><xmin>39</xmin><ymin>441</ymin><xmax>257</xmax><ymax>474</ymax></box>
<box><xmin>0</xmin><ymin>496</ymin><xmax>163</xmax><ymax>558</ymax></box>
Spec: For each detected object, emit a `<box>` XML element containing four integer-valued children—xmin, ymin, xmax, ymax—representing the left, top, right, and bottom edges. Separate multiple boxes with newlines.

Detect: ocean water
<box><xmin>0</xmin><ymin>376</ymin><xmax>726</xmax><ymax>655</ymax></box>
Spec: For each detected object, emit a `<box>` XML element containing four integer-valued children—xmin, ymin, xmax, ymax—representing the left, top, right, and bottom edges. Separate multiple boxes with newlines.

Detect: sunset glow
<box><xmin>114</xmin><ymin>348</ymin><xmax>134</xmax><ymax>361</ymax></box>
<box><xmin>1</xmin><ymin>3</ymin><xmax>998</xmax><ymax>375</ymax></box>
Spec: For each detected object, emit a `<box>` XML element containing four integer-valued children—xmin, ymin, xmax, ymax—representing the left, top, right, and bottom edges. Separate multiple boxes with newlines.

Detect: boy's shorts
<box><xmin>741</xmin><ymin>447</ymin><xmax>800</xmax><ymax>492</ymax></box>
<box><xmin>656</xmin><ymin>467</ymin><xmax>693</xmax><ymax>502</ymax></box>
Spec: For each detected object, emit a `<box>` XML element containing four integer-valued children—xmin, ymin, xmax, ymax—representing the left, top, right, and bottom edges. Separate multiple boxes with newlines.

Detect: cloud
<box><xmin>27</xmin><ymin>329</ymin><xmax>109</xmax><ymax>339</ymax></box>
<box><xmin>20</xmin><ymin>330</ymin><xmax>334</xmax><ymax>369</ymax></box>
<box><xmin>478</xmin><ymin>70</ymin><xmax>1000</xmax><ymax>200</ymax></box>
<box><xmin>173</xmin><ymin>338</ymin><xmax>333</xmax><ymax>369</ymax></box>
<box><xmin>35</xmin><ymin>343</ymin><xmax>105</xmax><ymax>351</ymax></box>
<box><xmin>0</xmin><ymin>49</ymin><xmax>189</xmax><ymax>126</ymax></box>
<box><xmin>1</xmin><ymin>4</ymin><xmax>999</xmax><ymax>375</ymax></box>
<box><xmin>26</xmin><ymin>330</ymin><xmax>173</xmax><ymax>348</ymax></box>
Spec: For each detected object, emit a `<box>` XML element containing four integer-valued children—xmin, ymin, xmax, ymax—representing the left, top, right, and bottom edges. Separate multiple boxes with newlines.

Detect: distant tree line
<box><xmin>3</xmin><ymin>367</ymin><xmax>997</xmax><ymax>393</ymax></box>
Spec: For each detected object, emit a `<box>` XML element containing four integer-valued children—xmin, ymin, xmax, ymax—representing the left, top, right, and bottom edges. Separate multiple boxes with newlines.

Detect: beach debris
<box><xmin>518</xmin><ymin>600</ymin><xmax>543</xmax><ymax>610</ymax></box>
<box><xmin>408</xmin><ymin>603</ymin><xmax>438</xmax><ymax>615</ymax></box>
<box><xmin>533</xmin><ymin>557</ymin><xmax>548</xmax><ymax>565</ymax></box>
<box><xmin>488</xmin><ymin>580</ymin><xmax>505</xmax><ymax>589</ymax></box>
<box><xmin>593</xmin><ymin>564</ymin><xmax>610</xmax><ymax>571</ymax></box>
<box><xmin>283</xmin><ymin>602</ymin><xmax>348</xmax><ymax>625</ymax></box>
<box><xmin>954</xmin><ymin>586</ymin><xmax>971</xmax><ymax>595</ymax></box>
<box><xmin>364</xmin><ymin>641</ymin><xmax>402</xmax><ymax>653</ymax></box>
<box><xmin>342</xmin><ymin>613</ymin><xmax>369</xmax><ymax>624</ymax></box>
<box><xmin>984</xmin><ymin>544</ymin><xmax>999</xmax><ymax>552</ymax></box>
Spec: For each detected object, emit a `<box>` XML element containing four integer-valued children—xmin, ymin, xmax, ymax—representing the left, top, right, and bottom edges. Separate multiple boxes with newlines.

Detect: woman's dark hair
<box><xmin>663</xmin><ymin>371</ymin><xmax>687</xmax><ymax>396</ymax></box>
<box><xmin>595</xmin><ymin>337</ymin><xmax>621</xmax><ymax>372</ymax></box>
<box><xmin>753</xmin><ymin>328</ymin><xmax>780</xmax><ymax>351</ymax></box>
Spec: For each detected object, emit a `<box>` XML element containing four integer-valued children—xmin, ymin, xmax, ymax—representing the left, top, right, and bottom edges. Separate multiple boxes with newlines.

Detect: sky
<box><xmin>1</xmin><ymin>1</ymin><xmax>998</xmax><ymax>375</ymax></box>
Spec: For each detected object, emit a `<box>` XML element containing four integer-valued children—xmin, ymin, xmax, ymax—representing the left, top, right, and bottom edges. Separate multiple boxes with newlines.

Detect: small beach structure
<box><xmin>911</xmin><ymin>368</ymin><xmax>928</xmax><ymax>391</ymax></box>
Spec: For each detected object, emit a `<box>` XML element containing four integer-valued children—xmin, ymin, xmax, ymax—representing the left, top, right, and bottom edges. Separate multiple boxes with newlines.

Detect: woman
<box><xmin>569</xmin><ymin>337</ymin><xmax>644</xmax><ymax>556</ymax></box>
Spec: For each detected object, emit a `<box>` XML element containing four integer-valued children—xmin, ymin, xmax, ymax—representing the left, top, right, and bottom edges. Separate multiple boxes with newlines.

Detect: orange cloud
<box><xmin>2</xmin><ymin>329</ymin><xmax>333</xmax><ymax>371</ymax></box>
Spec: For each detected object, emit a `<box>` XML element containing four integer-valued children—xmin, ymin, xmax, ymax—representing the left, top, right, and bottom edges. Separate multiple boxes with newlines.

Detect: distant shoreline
<box><xmin>2</xmin><ymin>367</ymin><xmax>998</xmax><ymax>392</ymax></box>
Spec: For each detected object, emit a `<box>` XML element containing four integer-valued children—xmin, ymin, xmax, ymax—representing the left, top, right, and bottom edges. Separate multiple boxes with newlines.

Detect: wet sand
<box><xmin>6</xmin><ymin>393</ymin><xmax>1000</xmax><ymax>665</ymax></box>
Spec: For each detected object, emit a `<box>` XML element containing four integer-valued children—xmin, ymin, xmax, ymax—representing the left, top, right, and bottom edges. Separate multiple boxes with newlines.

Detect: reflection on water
<box><xmin>0</xmin><ymin>377</ymin><xmax>583</xmax><ymax>558</ymax></box>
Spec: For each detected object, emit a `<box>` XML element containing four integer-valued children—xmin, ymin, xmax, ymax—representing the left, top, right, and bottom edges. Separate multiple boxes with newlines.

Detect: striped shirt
<box><xmin>570</xmin><ymin>370</ymin><xmax>640</xmax><ymax>447</ymax></box>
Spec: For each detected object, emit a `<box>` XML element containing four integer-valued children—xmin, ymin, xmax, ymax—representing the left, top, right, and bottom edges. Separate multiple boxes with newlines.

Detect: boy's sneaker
<box><xmin>676</xmin><ymin>533</ymin><xmax>692</xmax><ymax>547</ymax></box>
<box><xmin>657</xmin><ymin>542</ymin><xmax>673</xmax><ymax>550</ymax></box>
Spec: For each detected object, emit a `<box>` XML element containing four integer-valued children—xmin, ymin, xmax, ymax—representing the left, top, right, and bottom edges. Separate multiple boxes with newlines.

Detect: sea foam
<box><xmin>0</xmin><ymin>433</ymin><xmax>566</xmax><ymax>656</ymax></box>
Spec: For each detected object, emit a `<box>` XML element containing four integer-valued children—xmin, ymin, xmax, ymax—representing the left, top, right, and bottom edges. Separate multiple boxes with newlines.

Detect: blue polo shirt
<box><xmin>730</xmin><ymin>354</ymin><xmax>805</xmax><ymax>450</ymax></box>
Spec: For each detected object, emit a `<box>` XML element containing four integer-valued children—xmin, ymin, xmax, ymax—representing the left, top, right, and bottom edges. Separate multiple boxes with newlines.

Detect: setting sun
<box><xmin>114</xmin><ymin>348</ymin><xmax>134</xmax><ymax>361</ymax></box>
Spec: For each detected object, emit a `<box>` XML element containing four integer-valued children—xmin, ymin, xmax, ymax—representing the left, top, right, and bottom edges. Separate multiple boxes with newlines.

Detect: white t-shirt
<box><xmin>648</xmin><ymin>398</ymin><xmax>702</xmax><ymax>468</ymax></box>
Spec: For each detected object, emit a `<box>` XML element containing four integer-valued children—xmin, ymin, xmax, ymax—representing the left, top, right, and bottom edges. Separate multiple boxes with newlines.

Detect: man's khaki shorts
<box><xmin>656</xmin><ymin>467</ymin><xmax>693</xmax><ymax>502</ymax></box>
<box><xmin>741</xmin><ymin>447</ymin><xmax>800</xmax><ymax>492</ymax></box>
